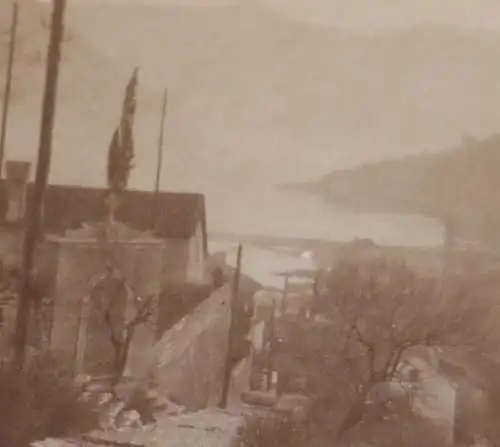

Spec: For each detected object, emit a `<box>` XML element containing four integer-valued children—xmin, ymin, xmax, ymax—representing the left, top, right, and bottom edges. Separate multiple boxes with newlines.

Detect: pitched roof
<box><xmin>0</xmin><ymin>181</ymin><xmax>207</xmax><ymax>248</ymax></box>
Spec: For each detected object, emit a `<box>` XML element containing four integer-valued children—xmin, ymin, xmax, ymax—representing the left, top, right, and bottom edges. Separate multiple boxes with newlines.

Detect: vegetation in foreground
<box><xmin>244</xmin><ymin>255</ymin><xmax>500</xmax><ymax>446</ymax></box>
<box><xmin>0</xmin><ymin>356</ymin><xmax>98</xmax><ymax>447</ymax></box>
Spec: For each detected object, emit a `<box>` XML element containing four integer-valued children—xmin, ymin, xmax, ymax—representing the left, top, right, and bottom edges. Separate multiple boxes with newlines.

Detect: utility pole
<box><xmin>266</xmin><ymin>299</ymin><xmax>276</xmax><ymax>391</ymax></box>
<box><xmin>440</xmin><ymin>144</ymin><xmax>464</xmax><ymax>300</ymax></box>
<box><xmin>219</xmin><ymin>243</ymin><xmax>243</xmax><ymax>409</ymax></box>
<box><xmin>280</xmin><ymin>274</ymin><xmax>289</xmax><ymax>315</ymax></box>
<box><xmin>150</xmin><ymin>87</ymin><xmax>167</xmax><ymax>227</ymax></box>
<box><xmin>0</xmin><ymin>0</ymin><xmax>19</xmax><ymax>176</ymax></box>
<box><xmin>440</xmin><ymin>212</ymin><xmax>456</xmax><ymax>299</ymax></box>
<box><xmin>14</xmin><ymin>0</ymin><xmax>67</xmax><ymax>369</ymax></box>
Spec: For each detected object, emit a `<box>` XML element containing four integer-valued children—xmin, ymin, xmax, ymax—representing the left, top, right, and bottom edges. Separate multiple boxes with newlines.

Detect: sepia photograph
<box><xmin>1</xmin><ymin>0</ymin><xmax>500</xmax><ymax>446</ymax></box>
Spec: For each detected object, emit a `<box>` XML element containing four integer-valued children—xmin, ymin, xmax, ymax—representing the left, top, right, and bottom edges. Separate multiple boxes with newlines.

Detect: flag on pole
<box><xmin>107</xmin><ymin>67</ymin><xmax>139</xmax><ymax>196</ymax></box>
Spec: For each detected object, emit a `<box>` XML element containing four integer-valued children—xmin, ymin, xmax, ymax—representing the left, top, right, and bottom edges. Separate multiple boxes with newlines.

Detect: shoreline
<box><xmin>208</xmin><ymin>231</ymin><xmax>447</xmax><ymax>287</ymax></box>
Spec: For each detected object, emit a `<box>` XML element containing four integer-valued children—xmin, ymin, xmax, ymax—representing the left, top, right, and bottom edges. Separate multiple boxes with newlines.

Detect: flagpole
<box><xmin>14</xmin><ymin>0</ymin><xmax>67</xmax><ymax>369</ymax></box>
<box><xmin>0</xmin><ymin>0</ymin><xmax>19</xmax><ymax>177</ymax></box>
<box><xmin>150</xmin><ymin>88</ymin><xmax>167</xmax><ymax>228</ymax></box>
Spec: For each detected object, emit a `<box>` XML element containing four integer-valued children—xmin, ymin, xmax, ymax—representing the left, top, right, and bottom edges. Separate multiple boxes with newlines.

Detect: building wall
<box><xmin>454</xmin><ymin>379</ymin><xmax>490</xmax><ymax>444</ymax></box>
<box><xmin>161</xmin><ymin>222</ymin><xmax>207</xmax><ymax>285</ymax></box>
<box><xmin>186</xmin><ymin>221</ymin><xmax>206</xmax><ymax>283</ymax></box>
<box><xmin>147</xmin><ymin>285</ymin><xmax>232</xmax><ymax>410</ymax></box>
<box><xmin>162</xmin><ymin>238</ymin><xmax>190</xmax><ymax>283</ymax></box>
<box><xmin>406</xmin><ymin>354</ymin><xmax>493</xmax><ymax>445</ymax></box>
<box><xmin>46</xmin><ymin>237</ymin><xmax>165</xmax><ymax>376</ymax></box>
<box><xmin>407</xmin><ymin>357</ymin><xmax>457</xmax><ymax>443</ymax></box>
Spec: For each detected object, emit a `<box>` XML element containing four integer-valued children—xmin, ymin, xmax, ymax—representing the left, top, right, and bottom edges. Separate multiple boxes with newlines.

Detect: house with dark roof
<box><xmin>0</xmin><ymin>160</ymin><xmax>209</xmax><ymax>285</ymax></box>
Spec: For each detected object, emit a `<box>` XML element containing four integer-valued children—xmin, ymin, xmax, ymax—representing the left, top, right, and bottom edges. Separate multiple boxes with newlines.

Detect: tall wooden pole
<box><xmin>0</xmin><ymin>0</ymin><xmax>19</xmax><ymax>176</ymax></box>
<box><xmin>440</xmin><ymin>147</ymin><xmax>462</xmax><ymax>300</ymax></box>
<box><xmin>219</xmin><ymin>243</ymin><xmax>243</xmax><ymax>409</ymax></box>
<box><xmin>150</xmin><ymin>88</ymin><xmax>167</xmax><ymax>228</ymax></box>
<box><xmin>280</xmin><ymin>274</ymin><xmax>289</xmax><ymax>315</ymax></box>
<box><xmin>266</xmin><ymin>299</ymin><xmax>276</xmax><ymax>391</ymax></box>
<box><xmin>440</xmin><ymin>213</ymin><xmax>455</xmax><ymax>299</ymax></box>
<box><xmin>14</xmin><ymin>0</ymin><xmax>66</xmax><ymax>369</ymax></box>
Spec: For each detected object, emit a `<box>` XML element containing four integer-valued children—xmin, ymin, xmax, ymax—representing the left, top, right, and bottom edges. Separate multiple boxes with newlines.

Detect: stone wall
<box><xmin>147</xmin><ymin>285</ymin><xmax>232</xmax><ymax>411</ymax></box>
<box><xmin>162</xmin><ymin>239</ymin><xmax>190</xmax><ymax>284</ymax></box>
<box><xmin>228</xmin><ymin>354</ymin><xmax>252</xmax><ymax>409</ymax></box>
<box><xmin>186</xmin><ymin>220</ymin><xmax>206</xmax><ymax>283</ymax></box>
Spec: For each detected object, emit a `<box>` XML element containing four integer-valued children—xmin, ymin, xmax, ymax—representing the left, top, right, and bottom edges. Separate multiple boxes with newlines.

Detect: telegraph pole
<box><xmin>14</xmin><ymin>0</ymin><xmax>67</xmax><ymax>369</ymax></box>
<box><xmin>266</xmin><ymin>299</ymin><xmax>276</xmax><ymax>391</ymax></box>
<box><xmin>280</xmin><ymin>274</ymin><xmax>289</xmax><ymax>315</ymax></box>
<box><xmin>0</xmin><ymin>0</ymin><xmax>19</xmax><ymax>176</ymax></box>
<box><xmin>150</xmin><ymin>88</ymin><xmax>167</xmax><ymax>227</ymax></box>
<box><xmin>219</xmin><ymin>243</ymin><xmax>243</xmax><ymax>408</ymax></box>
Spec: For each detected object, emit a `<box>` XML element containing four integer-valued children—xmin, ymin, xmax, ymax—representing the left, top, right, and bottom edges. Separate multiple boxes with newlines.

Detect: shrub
<box><xmin>238</xmin><ymin>414</ymin><xmax>316</xmax><ymax>447</ymax></box>
<box><xmin>0</xmin><ymin>357</ymin><xmax>98</xmax><ymax>447</ymax></box>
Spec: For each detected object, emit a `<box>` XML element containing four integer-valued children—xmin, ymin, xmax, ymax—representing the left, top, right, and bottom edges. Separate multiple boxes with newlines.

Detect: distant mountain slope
<box><xmin>3</xmin><ymin>1</ymin><xmax>500</xmax><ymax>192</ymax></box>
<box><xmin>300</xmin><ymin>134</ymin><xmax>500</xmax><ymax>238</ymax></box>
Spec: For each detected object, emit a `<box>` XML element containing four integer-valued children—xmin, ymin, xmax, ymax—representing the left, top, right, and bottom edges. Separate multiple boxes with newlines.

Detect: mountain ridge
<box><xmin>291</xmin><ymin>134</ymin><xmax>500</xmax><ymax>241</ymax></box>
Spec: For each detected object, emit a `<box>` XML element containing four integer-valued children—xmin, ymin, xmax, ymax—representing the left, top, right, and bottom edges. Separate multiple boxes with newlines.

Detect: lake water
<box><xmin>207</xmin><ymin>186</ymin><xmax>444</xmax><ymax>288</ymax></box>
<box><xmin>206</xmin><ymin>186</ymin><xmax>444</xmax><ymax>248</ymax></box>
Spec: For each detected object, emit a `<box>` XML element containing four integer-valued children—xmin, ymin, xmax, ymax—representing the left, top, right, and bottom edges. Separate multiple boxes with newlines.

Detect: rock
<box><xmin>30</xmin><ymin>440</ymin><xmax>78</xmax><ymax>447</ymax></box>
<box><xmin>78</xmin><ymin>391</ymin><xmax>94</xmax><ymax>403</ymax></box>
<box><xmin>146</xmin><ymin>391</ymin><xmax>186</xmax><ymax>416</ymax></box>
<box><xmin>125</xmin><ymin>387</ymin><xmax>185</xmax><ymax>423</ymax></box>
<box><xmin>115</xmin><ymin>409</ymin><xmax>142</xmax><ymax>430</ymax></box>
<box><xmin>99</xmin><ymin>400</ymin><xmax>126</xmax><ymax>430</ymax></box>
<box><xmin>145</xmin><ymin>388</ymin><xmax>169</xmax><ymax>411</ymax></box>
<box><xmin>97</xmin><ymin>392</ymin><xmax>115</xmax><ymax>407</ymax></box>
<box><xmin>114</xmin><ymin>379</ymin><xmax>138</xmax><ymax>403</ymax></box>
<box><xmin>241</xmin><ymin>390</ymin><xmax>277</xmax><ymax>407</ymax></box>
<box><xmin>85</xmin><ymin>379</ymin><xmax>114</xmax><ymax>394</ymax></box>
<box><xmin>165</xmin><ymin>400</ymin><xmax>186</xmax><ymax>416</ymax></box>
<box><xmin>74</xmin><ymin>373</ymin><xmax>92</xmax><ymax>389</ymax></box>
<box><xmin>275</xmin><ymin>394</ymin><xmax>310</xmax><ymax>423</ymax></box>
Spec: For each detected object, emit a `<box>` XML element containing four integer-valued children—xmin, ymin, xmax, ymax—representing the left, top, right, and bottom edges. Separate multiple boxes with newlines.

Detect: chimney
<box><xmin>5</xmin><ymin>160</ymin><xmax>31</xmax><ymax>222</ymax></box>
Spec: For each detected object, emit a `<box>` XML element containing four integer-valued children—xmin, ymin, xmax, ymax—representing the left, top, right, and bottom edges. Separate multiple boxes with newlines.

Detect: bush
<box><xmin>238</xmin><ymin>414</ymin><xmax>318</xmax><ymax>447</ymax></box>
<box><xmin>0</xmin><ymin>357</ymin><xmax>99</xmax><ymax>447</ymax></box>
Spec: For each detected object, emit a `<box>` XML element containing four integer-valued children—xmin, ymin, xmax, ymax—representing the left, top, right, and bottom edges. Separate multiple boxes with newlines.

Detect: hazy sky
<box><xmin>74</xmin><ymin>0</ymin><xmax>500</xmax><ymax>30</ymax></box>
<box><xmin>15</xmin><ymin>0</ymin><xmax>500</xmax><ymax>192</ymax></box>
<box><xmin>12</xmin><ymin>0</ymin><xmax>496</xmax><ymax>237</ymax></box>
<box><xmin>264</xmin><ymin>0</ymin><xmax>500</xmax><ymax>29</ymax></box>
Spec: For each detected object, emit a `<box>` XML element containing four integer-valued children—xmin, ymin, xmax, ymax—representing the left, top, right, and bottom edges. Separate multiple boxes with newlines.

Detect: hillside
<box><xmin>299</xmin><ymin>134</ymin><xmax>500</xmax><ymax>240</ymax></box>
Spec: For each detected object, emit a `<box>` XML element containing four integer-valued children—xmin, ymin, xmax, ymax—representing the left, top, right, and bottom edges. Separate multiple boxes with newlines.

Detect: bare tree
<box><xmin>346</xmin><ymin>397</ymin><xmax>447</xmax><ymax>447</ymax></box>
<box><xmin>241</xmin><ymin>393</ymin><xmax>446</xmax><ymax>447</ymax></box>
<box><xmin>307</xmin><ymin>257</ymin><xmax>497</xmax><ymax>441</ymax></box>
<box><xmin>99</xmin><ymin>274</ymin><xmax>157</xmax><ymax>388</ymax></box>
